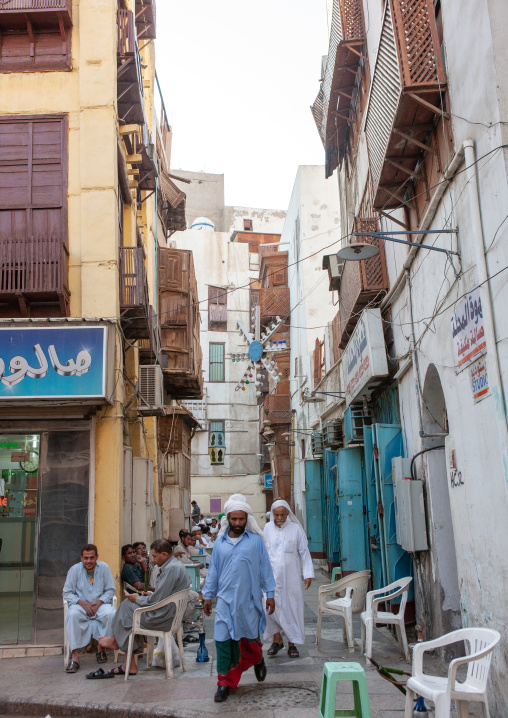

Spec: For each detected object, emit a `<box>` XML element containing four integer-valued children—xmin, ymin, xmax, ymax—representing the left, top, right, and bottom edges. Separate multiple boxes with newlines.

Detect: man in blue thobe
<box><xmin>63</xmin><ymin>543</ymin><xmax>116</xmax><ymax>673</ymax></box>
<box><xmin>203</xmin><ymin>493</ymin><xmax>276</xmax><ymax>703</ymax></box>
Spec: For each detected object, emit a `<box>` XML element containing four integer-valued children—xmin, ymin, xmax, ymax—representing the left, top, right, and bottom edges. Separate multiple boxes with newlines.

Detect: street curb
<box><xmin>0</xmin><ymin>698</ymin><xmax>194</xmax><ymax>718</ymax></box>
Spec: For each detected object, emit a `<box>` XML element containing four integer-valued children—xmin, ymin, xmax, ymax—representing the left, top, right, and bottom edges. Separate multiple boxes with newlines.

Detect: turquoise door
<box><xmin>322</xmin><ymin>449</ymin><xmax>340</xmax><ymax>567</ymax></box>
<box><xmin>336</xmin><ymin>446</ymin><xmax>369</xmax><ymax>574</ymax></box>
<box><xmin>364</xmin><ymin>424</ymin><xmax>413</xmax><ymax>590</ymax></box>
<box><xmin>304</xmin><ymin>459</ymin><xmax>324</xmax><ymax>554</ymax></box>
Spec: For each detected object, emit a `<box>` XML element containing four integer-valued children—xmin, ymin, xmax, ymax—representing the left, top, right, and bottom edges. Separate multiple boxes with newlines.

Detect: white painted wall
<box><xmin>281</xmin><ymin>166</ymin><xmax>342</xmax><ymax>523</ymax></box>
<box><xmin>173</xmin><ymin>229</ymin><xmax>267</xmax><ymax>526</ymax></box>
<box><xmin>329</xmin><ymin>1</ymin><xmax>508</xmax><ymax>710</ymax></box>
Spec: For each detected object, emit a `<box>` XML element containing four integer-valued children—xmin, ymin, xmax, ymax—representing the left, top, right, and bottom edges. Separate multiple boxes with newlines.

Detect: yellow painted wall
<box><xmin>0</xmin><ymin>0</ymin><xmax>160</xmax><ymax>593</ymax></box>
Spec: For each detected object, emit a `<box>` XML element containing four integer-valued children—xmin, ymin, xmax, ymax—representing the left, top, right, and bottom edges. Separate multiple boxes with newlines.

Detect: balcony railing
<box><xmin>117</xmin><ymin>9</ymin><xmax>145</xmax><ymax>125</ymax></box>
<box><xmin>0</xmin><ymin>0</ymin><xmax>72</xmax><ymax>25</ymax></box>
<box><xmin>311</xmin><ymin>0</ymin><xmax>366</xmax><ymax>177</ymax></box>
<box><xmin>263</xmin><ymin>393</ymin><xmax>291</xmax><ymax>424</ymax></box>
<box><xmin>260</xmin><ymin>287</ymin><xmax>290</xmax><ymax>319</ymax></box>
<box><xmin>120</xmin><ymin>247</ymin><xmax>150</xmax><ymax>340</ymax></box>
<box><xmin>0</xmin><ymin>236</ymin><xmax>69</xmax><ymax>316</ymax></box>
<box><xmin>338</xmin><ymin>217</ymin><xmax>388</xmax><ymax>348</ymax></box>
<box><xmin>135</xmin><ymin>0</ymin><xmax>156</xmax><ymax>40</ymax></box>
<box><xmin>364</xmin><ymin>0</ymin><xmax>446</xmax><ymax>209</ymax></box>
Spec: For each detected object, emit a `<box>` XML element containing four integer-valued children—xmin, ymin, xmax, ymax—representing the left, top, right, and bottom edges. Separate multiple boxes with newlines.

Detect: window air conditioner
<box><xmin>138</xmin><ymin>365</ymin><xmax>164</xmax><ymax>415</ymax></box>
<box><xmin>311</xmin><ymin>431</ymin><xmax>324</xmax><ymax>457</ymax></box>
<box><xmin>323</xmin><ymin>419</ymin><xmax>343</xmax><ymax>448</ymax></box>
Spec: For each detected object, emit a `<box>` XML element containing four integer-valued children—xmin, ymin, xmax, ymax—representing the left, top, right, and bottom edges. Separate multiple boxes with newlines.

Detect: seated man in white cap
<box><xmin>263</xmin><ymin>499</ymin><xmax>314</xmax><ymax>658</ymax></box>
<box><xmin>203</xmin><ymin>493</ymin><xmax>276</xmax><ymax>703</ymax></box>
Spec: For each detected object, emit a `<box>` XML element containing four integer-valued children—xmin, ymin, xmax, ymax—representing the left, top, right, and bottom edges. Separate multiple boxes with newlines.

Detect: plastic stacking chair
<box><xmin>63</xmin><ymin>596</ymin><xmax>117</xmax><ymax>667</ymax></box>
<box><xmin>317</xmin><ymin>570</ymin><xmax>371</xmax><ymax>652</ymax></box>
<box><xmin>331</xmin><ymin>566</ymin><xmax>342</xmax><ymax>583</ymax></box>
<box><xmin>360</xmin><ymin>576</ymin><xmax>412</xmax><ymax>666</ymax></box>
<box><xmin>403</xmin><ymin>627</ymin><xmax>500</xmax><ymax>718</ymax></box>
<box><xmin>319</xmin><ymin>662</ymin><xmax>372</xmax><ymax>718</ymax></box>
<box><xmin>124</xmin><ymin>588</ymin><xmax>190</xmax><ymax>680</ymax></box>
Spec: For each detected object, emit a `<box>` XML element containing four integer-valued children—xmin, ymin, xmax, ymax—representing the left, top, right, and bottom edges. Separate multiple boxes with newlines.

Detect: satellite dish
<box><xmin>336</xmin><ymin>243</ymin><xmax>380</xmax><ymax>261</ymax></box>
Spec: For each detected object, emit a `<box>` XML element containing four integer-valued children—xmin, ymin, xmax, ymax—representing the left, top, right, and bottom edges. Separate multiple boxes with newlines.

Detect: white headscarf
<box><xmin>269</xmin><ymin>499</ymin><xmax>308</xmax><ymax>543</ymax></box>
<box><xmin>218</xmin><ymin>493</ymin><xmax>265</xmax><ymax>540</ymax></box>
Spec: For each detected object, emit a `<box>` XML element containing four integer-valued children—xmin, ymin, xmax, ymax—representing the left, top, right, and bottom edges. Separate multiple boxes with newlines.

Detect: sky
<box><xmin>155</xmin><ymin>1</ymin><xmax>329</xmax><ymax>211</ymax></box>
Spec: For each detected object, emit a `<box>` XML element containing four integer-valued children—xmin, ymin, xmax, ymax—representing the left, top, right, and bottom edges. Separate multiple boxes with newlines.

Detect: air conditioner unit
<box><xmin>344</xmin><ymin>406</ymin><xmax>373</xmax><ymax>444</ymax></box>
<box><xmin>138</xmin><ymin>365</ymin><xmax>164</xmax><ymax>415</ymax></box>
<box><xmin>322</xmin><ymin>255</ymin><xmax>345</xmax><ymax>292</ymax></box>
<box><xmin>323</xmin><ymin>419</ymin><xmax>343</xmax><ymax>448</ymax></box>
<box><xmin>311</xmin><ymin>431</ymin><xmax>324</xmax><ymax>457</ymax></box>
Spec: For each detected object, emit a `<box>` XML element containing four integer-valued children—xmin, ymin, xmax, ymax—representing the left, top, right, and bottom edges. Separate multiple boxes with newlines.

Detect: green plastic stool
<box><xmin>331</xmin><ymin>567</ymin><xmax>342</xmax><ymax>583</ymax></box>
<box><xmin>319</xmin><ymin>662</ymin><xmax>372</xmax><ymax>718</ymax></box>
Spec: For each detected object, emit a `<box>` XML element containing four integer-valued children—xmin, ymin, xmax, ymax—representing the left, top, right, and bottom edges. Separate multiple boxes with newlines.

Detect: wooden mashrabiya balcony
<box><xmin>364</xmin><ymin>0</ymin><xmax>447</xmax><ymax>210</ymax></box>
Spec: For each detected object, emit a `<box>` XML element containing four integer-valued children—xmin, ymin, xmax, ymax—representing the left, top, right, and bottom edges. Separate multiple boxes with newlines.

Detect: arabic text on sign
<box><xmin>0</xmin><ymin>343</ymin><xmax>92</xmax><ymax>387</ymax></box>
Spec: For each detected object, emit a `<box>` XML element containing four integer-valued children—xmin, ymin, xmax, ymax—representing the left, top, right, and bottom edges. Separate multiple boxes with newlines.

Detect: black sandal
<box><xmin>287</xmin><ymin>645</ymin><xmax>299</xmax><ymax>657</ymax></box>
<box><xmin>106</xmin><ymin>665</ymin><xmax>137</xmax><ymax>676</ymax></box>
<box><xmin>86</xmin><ymin>668</ymin><xmax>115</xmax><ymax>679</ymax></box>
<box><xmin>96</xmin><ymin>650</ymin><xmax>108</xmax><ymax>663</ymax></box>
<box><xmin>65</xmin><ymin>660</ymin><xmax>79</xmax><ymax>673</ymax></box>
<box><xmin>267</xmin><ymin>641</ymin><xmax>284</xmax><ymax>656</ymax></box>
<box><xmin>254</xmin><ymin>657</ymin><xmax>267</xmax><ymax>682</ymax></box>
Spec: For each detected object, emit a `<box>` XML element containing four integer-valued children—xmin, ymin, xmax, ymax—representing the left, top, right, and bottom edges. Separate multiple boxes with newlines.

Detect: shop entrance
<box><xmin>0</xmin><ymin>434</ymin><xmax>40</xmax><ymax>644</ymax></box>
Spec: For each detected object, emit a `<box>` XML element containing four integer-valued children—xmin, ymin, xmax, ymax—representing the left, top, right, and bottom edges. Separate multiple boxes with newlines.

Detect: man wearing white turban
<box><xmin>203</xmin><ymin>494</ymin><xmax>276</xmax><ymax>703</ymax></box>
<box><xmin>263</xmin><ymin>499</ymin><xmax>314</xmax><ymax>658</ymax></box>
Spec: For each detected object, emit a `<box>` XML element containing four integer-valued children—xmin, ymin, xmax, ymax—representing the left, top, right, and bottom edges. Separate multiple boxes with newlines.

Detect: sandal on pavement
<box><xmin>106</xmin><ymin>665</ymin><xmax>137</xmax><ymax>676</ymax></box>
<box><xmin>287</xmin><ymin>645</ymin><xmax>299</xmax><ymax>658</ymax></box>
<box><xmin>267</xmin><ymin>641</ymin><xmax>284</xmax><ymax>656</ymax></box>
<box><xmin>86</xmin><ymin>668</ymin><xmax>115</xmax><ymax>679</ymax></box>
<box><xmin>254</xmin><ymin>657</ymin><xmax>267</xmax><ymax>682</ymax></box>
<box><xmin>65</xmin><ymin>660</ymin><xmax>79</xmax><ymax>673</ymax></box>
<box><xmin>96</xmin><ymin>650</ymin><xmax>108</xmax><ymax>663</ymax></box>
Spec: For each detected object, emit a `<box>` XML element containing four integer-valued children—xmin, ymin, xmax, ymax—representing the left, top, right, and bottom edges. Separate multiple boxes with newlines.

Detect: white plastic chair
<box><xmin>124</xmin><ymin>588</ymin><xmax>190</xmax><ymax>680</ymax></box>
<box><xmin>63</xmin><ymin>596</ymin><xmax>117</xmax><ymax>667</ymax></box>
<box><xmin>316</xmin><ymin>569</ymin><xmax>371</xmax><ymax>652</ymax></box>
<box><xmin>403</xmin><ymin>627</ymin><xmax>500</xmax><ymax>718</ymax></box>
<box><xmin>361</xmin><ymin>576</ymin><xmax>412</xmax><ymax>666</ymax></box>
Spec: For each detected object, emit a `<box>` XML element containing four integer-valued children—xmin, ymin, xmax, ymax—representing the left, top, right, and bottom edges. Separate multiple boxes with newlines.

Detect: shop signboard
<box><xmin>451</xmin><ymin>287</ymin><xmax>486</xmax><ymax>372</ymax></box>
<box><xmin>0</xmin><ymin>325</ymin><xmax>108</xmax><ymax>400</ymax></box>
<box><xmin>469</xmin><ymin>356</ymin><xmax>490</xmax><ymax>403</ymax></box>
<box><xmin>343</xmin><ymin>308</ymin><xmax>389</xmax><ymax>406</ymax></box>
<box><xmin>264</xmin><ymin>473</ymin><xmax>273</xmax><ymax>490</ymax></box>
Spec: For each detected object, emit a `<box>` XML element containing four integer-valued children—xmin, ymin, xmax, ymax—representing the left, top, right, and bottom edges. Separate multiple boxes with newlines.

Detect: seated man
<box><xmin>176</xmin><ymin>532</ymin><xmax>207</xmax><ymax>575</ymax></box>
<box><xmin>121</xmin><ymin>544</ymin><xmax>153</xmax><ymax>593</ymax></box>
<box><xmin>63</xmin><ymin>543</ymin><xmax>116</xmax><ymax>673</ymax></box>
<box><xmin>95</xmin><ymin>539</ymin><xmax>189</xmax><ymax>676</ymax></box>
<box><xmin>209</xmin><ymin>518</ymin><xmax>219</xmax><ymax>535</ymax></box>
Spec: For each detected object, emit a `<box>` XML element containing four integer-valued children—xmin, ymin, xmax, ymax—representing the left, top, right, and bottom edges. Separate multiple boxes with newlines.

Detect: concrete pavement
<box><xmin>0</xmin><ymin>573</ymin><xmax>414</xmax><ymax>718</ymax></box>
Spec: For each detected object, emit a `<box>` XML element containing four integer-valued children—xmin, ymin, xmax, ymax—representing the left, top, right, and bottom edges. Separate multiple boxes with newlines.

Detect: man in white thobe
<box><xmin>263</xmin><ymin>500</ymin><xmax>314</xmax><ymax>658</ymax></box>
<box><xmin>63</xmin><ymin>544</ymin><xmax>116</xmax><ymax>673</ymax></box>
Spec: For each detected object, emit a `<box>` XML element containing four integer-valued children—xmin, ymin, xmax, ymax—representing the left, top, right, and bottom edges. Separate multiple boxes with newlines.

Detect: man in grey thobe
<box><xmin>97</xmin><ymin>539</ymin><xmax>190</xmax><ymax>675</ymax></box>
<box><xmin>63</xmin><ymin>543</ymin><xmax>116</xmax><ymax>673</ymax></box>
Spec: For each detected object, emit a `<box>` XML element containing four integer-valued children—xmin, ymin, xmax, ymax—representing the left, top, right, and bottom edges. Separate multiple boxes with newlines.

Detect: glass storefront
<box><xmin>0</xmin><ymin>427</ymin><xmax>90</xmax><ymax>645</ymax></box>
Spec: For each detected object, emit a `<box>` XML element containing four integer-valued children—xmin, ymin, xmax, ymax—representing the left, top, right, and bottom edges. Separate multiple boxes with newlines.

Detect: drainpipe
<box><xmin>380</xmin><ymin>144</ymin><xmax>466</xmax><ymax>312</ymax></box>
<box><xmin>463</xmin><ymin>138</ymin><xmax>508</xmax><ymax>477</ymax></box>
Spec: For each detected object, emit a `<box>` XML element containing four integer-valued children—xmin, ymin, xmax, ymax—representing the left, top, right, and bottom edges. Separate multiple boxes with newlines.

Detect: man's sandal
<box><xmin>106</xmin><ymin>665</ymin><xmax>137</xmax><ymax>676</ymax></box>
<box><xmin>267</xmin><ymin>641</ymin><xmax>284</xmax><ymax>656</ymax></box>
<box><xmin>65</xmin><ymin>660</ymin><xmax>79</xmax><ymax>673</ymax></box>
<box><xmin>85</xmin><ymin>668</ymin><xmax>115</xmax><ymax>679</ymax></box>
<box><xmin>254</xmin><ymin>657</ymin><xmax>267</xmax><ymax>682</ymax></box>
<box><xmin>96</xmin><ymin>650</ymin><xmax>108</xmax><ymax>663</ymax></box>
<box><xmin>287</xmin><ymin>645</ymin><xmax>299</xmax><ymax>658</ymax></box>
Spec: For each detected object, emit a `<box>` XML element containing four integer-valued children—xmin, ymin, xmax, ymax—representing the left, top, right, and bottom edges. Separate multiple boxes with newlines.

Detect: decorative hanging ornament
<box><xmin>233</xmin><ymin>306</ymin><xmax>286</xmax><ymax>392</ymax></box>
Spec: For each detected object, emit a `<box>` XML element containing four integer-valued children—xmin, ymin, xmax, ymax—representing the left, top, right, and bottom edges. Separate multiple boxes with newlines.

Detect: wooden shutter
<box><xmin>0</xmin><ymin>116</ymin><xmax>66</xmax><ymax>239</ymax></box>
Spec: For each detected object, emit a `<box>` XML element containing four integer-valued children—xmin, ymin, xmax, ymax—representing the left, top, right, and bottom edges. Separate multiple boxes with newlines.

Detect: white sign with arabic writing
<box><xmin>343</xmin><ymin>308</ymin><xmax>389</xmax><ymax>406</ymax></box>
<box><xmin>450</xmin><ymin>287</ymin><xmax>486</xmax><ymax>372</ymax></box>
<box><xmin>469</xmin><ymin>356</ymin><xmax>490</xmax><ymax>403</ymax></box>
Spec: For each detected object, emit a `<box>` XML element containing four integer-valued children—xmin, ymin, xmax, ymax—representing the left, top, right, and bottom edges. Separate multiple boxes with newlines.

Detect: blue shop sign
<box><xmin>0</xmin><ymin>326</ymin><xmax>107</xmax><ymax>399</ymax></box>
<box><xmin>264</xmin><ymin>473</ymin><xmax>273</xmax><ymax>490</ymax></box>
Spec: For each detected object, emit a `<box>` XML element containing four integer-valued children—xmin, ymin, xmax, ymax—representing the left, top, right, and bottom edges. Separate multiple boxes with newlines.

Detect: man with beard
<box><xmin>263</xmin><ymin>500</ymin><xmax>314</xmax><ymax>658</ymax></box>
<box><xmin>203</xmin><ymin>494</ymin><xmax>276</xmax><ymax>702</ymax></box>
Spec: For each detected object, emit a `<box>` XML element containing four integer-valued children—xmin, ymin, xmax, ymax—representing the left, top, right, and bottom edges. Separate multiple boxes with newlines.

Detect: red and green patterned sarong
<box><xmin>216</xmin><ymin>637</ymin><xmax>263</xmax><ymax>688</ymax></box>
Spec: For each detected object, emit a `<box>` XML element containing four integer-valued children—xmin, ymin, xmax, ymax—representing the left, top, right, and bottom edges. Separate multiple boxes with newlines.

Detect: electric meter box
<box><xmin>392</xmin><ymin>457</ymin><xmax>428</xmax><ymax>552</ymax></box>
